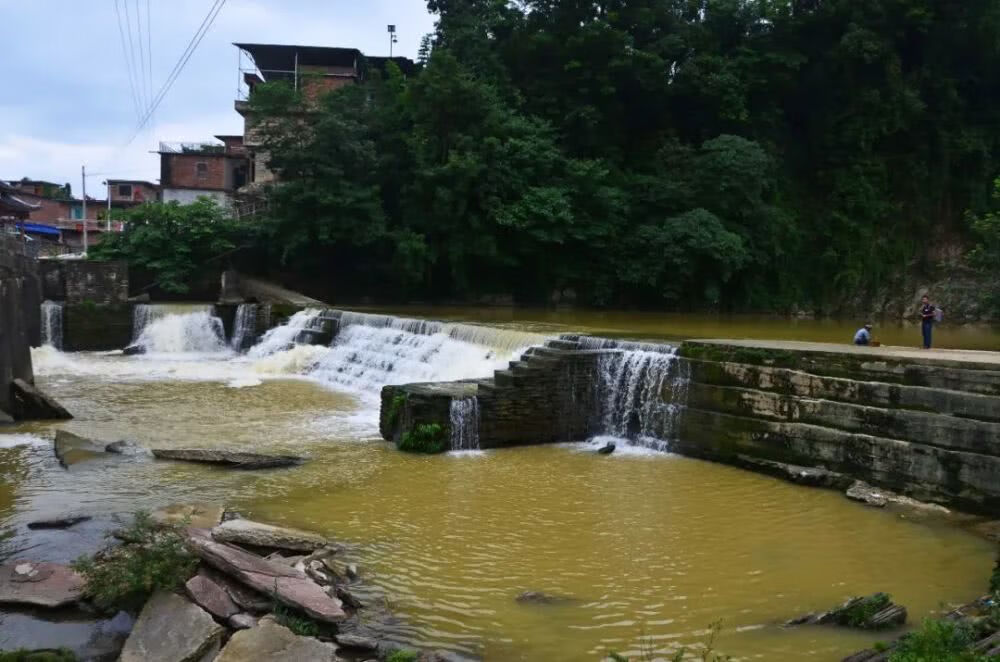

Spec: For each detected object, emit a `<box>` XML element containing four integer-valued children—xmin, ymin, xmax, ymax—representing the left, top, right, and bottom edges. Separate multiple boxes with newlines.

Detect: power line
<box><xmin>133</xmin><ymin>0</ymin><xmax>149</xmax><ymax>113</ymax></box>
<box><xmin>113</xmin><ymin>0</ymin><xmax>144</xmax><ymax>122</ymax></box>
<box><xmin>122</xmin><ymin>0</ymin><xmax>146</xmax><ymax>113</ymax></box>
<box><xmin>122</xmin><ymin>0</ymin><xmax>227</xmax><ymax>147</ymax></box>
<box><xmin>146</xmin><ymin>0</ymin><xmax>154</xmax><ymax>131</ymax></box>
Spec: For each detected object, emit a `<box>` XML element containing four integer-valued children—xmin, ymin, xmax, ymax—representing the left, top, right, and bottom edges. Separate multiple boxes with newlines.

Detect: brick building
<box><xmin>107</xmin><ymin>179</ymin><xmax>158</xmax><ymax>206</ymax></box>
<box><xmin>158</xmin><ymin>138</ymin><xmax>248</xmax><ymax>207</ymax></box>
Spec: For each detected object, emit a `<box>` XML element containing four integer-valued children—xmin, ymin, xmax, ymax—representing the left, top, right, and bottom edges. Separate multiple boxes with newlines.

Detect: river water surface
<box><xmin>1</xmin><ymin>308</ymin><xmax>996</xmax><ymax>661</ymax></box>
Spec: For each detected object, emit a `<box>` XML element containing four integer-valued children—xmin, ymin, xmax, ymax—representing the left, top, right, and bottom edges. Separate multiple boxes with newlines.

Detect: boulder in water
<box><xmin>10</xmin><ymin>378</ymin><xmax>72</xmax><ymax>420</ymax></box>
<box><xmin>105</xmin><ymin>439</ymin><xmax>145</xmax><ymax>454</ymax></box>
<box><xmin>185</xmin><ymin>574</ymin><xmax>240</xmax><ymax>619</ymax></box>
<box><xmin>186</xmin><ymin>528</ymin><xmax>346</xmax><ymax>623</ymax></box>
<box><xmin>846</xmin><ymin>481</ymin><xmax>889</xmax><ymax>507</ymax></box>
<box><xmin>212</xmin><ymin>519</ymin><xmax>328</xmax><ymax>552</ymax></box>
<box><xmin>151</xmin><ymin>448</ymin><xmax>304</xmax><ymax>469</ymax></box>
<box><xmin>597</xmin><ymin>442</ymin><xmax>615</xmax><ymax>455</ymax></box>
<box><xmin>119</xmin><ymin>591</ymin><xmax>224</xmax><ymax>662</ymax></box>
<box><xmin>784</xmin><ymin>593</ymin><xmax>906</xmax><ymax>630</ymax></box>
<box><xmin>151</xmin><ymin>503</ymin><xmax>224</xmax><ymax>530</ymax></box>
<box><xmin>214</xmin><ymin>618</ymin><xmax>338</xmax><ymax>662</ymax></box>
<box><xmin>54</xmin><ymin>430</ymin><xmax>109</xmax><ymax>467</ymax></box>
<box><xmin>0</xmin><ymin>561</ymin><xmax>85</xmax><ymax>608</ymax></box>
<box><xmin>122</xmin><ymin>344</ymin><xmax>146</xmax><ymax>356</ymax></box>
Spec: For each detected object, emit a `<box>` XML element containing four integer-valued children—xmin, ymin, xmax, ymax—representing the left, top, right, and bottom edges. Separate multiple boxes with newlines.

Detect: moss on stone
<box><xmin>0</xmin><ymin>650</ymin><xmax>77</xmax><ymax>662</ymax></box>
<box><xmin>387</xmin><ymin>393</ymin><xmax>407</xmax><ymax>430</ymax></box>
<box><xmin>399</xmin><ymin>423</ymin><xmax>448</xmax><ymax>454</ymax></box>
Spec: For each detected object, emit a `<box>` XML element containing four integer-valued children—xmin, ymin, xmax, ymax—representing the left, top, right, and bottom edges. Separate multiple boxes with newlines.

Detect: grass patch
<box><xmin>398</xmin><ymin>423</ymin><xmax>447</xmax><ymax>454</ymax></box>
<box><xmin>385</xmin><ymin>651</ymin><xmax>419</xmax><ymax>662</ymax></box>
<box><xmin>889</xmin><ymin>618</ymin><xmax>990</xmax><ymax>662</ymax></box>
<box><xmin>0</xmin><ymin>650</ymin><xmax>77</xmax><ymax>662</ymax></box>
<box><xmin>71</xmin><ymin>511</ymin><xmax>197</xmax><ymax>612</ymax></box>
<box><xmin>272</xmin><ymin>603</ymin><xmax>332</xmax><ymax>638</ymax></box>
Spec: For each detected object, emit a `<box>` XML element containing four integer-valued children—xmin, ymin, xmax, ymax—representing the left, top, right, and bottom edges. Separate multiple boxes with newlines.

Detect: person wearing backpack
<box><xmin>919</xmin><ymin>294</ymin><xmax>937</xmax><ymax>349</ymax></box>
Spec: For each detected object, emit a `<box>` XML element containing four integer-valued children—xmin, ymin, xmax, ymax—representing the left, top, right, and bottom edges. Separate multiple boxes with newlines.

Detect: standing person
<box><xmin>919</xmin><ymin>294</ymin><xmax>935</xmax><ymax>349</ymax></box>
<box><xmin>854</xmin><ymin>323</ymin><xmax>873</xmax><ymax>346</ymax></box>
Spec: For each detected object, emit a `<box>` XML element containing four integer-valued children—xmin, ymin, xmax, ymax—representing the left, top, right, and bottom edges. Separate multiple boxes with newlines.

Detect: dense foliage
<box><xmin>246</xmin><ymin>0</ymin><xmax>1000</xmax><ymax>311</ymax></box>
<box><xmin>969</xmin><ymin>177</ymin><xmax>1000</xmax><ymax>308</ymax></box>
<box><xmin>89</xmin><ymin>199</ymin><xmax>240</xmax><ymax>294</ymax></box>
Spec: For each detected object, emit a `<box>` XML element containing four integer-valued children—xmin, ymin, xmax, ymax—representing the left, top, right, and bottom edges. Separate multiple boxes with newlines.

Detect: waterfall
<box><xmin>230</xmin><ymin>304</ymin><xmax>257</xmax><ymax>351</ymax></box>
<box><xmin>247</xmin><ymin>309</ymin><xmax>325</xmax><ymax>358</ymax></box>
<box><xmin>450</xmin><ymin>397</ymin><xmax>480</xmax><ymax>451</ymax></box>
<box><xmin>129</xmin><ymin>304</ymin><xmax>228</xmax><ymax>354</ymax></box>
<box><xmin>40</xmin><ymin>300</ymin><xmax>63</xmax><ymax>349</ymax></box>
<box><xmin>594</xmin><ymin>347</ymin><xmax>689</xmax><ymax>450</ymax></box>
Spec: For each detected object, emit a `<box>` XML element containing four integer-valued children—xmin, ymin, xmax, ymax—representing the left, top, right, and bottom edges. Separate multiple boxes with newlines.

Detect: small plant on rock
<box><xmin>385</xmin><ymin>650</ymin><xmax>419</xmax><ymax>662</ymax></box>
<box><xmin>398</xmin><ymin>423</ymin><xmax>447</xmax><ymax>454</ymax></box>
<box><xmin>838</xmin><ymin>593</ymin><xmax>892</xmax><ymax>629</ymax></box>
<box><xmin>71</xmin><ymin>511</ymin><xmax>198</xmax><ymax>612</ymax></box>
<box><xmin>0</xmin><ymin>650</ymin><xmax>77</xmax><ymax>662</ymax></box>
<box><xmin>272</xmin><ymin>603</ymin><xmax>324</xmax><ymax>637</ymax></box>
<box><xmin>387</xmin><ymin>393</ymin><xmax>407</xmax><ymax>429</ymax></box>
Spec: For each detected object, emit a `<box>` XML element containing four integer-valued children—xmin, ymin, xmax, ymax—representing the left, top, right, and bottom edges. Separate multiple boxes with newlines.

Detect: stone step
<box><xmin>544</xmin><ymin>339</ymin><xmax>581</xmax><ymax>351</ymax></box>
<box><xmin>493</xmin><ymin>370</ymin><xmax>516</xmax><ymax>387</ymax></box>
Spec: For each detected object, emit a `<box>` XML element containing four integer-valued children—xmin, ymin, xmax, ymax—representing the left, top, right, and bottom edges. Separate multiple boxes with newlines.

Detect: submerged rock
<box><xmin>597</xmin><ymin>442</ymin><xmax>616</xmax><ymax>455</ymax></box>
<box><xmin>335</xmin><ymin>633</ymin><xmax>379</xmax><ymax>651</ymax></box>
<box><xmin>122</xmin><ymin>344</ymin><xmax>146</xmax><ymax>356</ymax></box>
<box><xmin>214</xmin><ymin>619</ymin><xmax>338</xmax><ymax>662</ymax></box>
<box><xmin>119</xmin><ymin>591</ymin><xmax>224</xmax><ymax>662</ymax></box>
<box><xmin>185</xmin><ymin>574</ymin><xmax>240</xmax><ymax>619</ymax></box>
<box><xmin>212</xmin><ymin>518</ymin><xmax>328</xmax><ymax>552</ymax></box>
<box><xmin>0</xmin><ymin>561</ymin><xmax>84</xmax><ymax>608</ymax></box>
<box><xmin>151</xmin><ymin>503</ymin><xmax>224</xmax><ymax>530</ymax></box>
<box><xmin>785</xmin><ymin>593</ymin><xmax>906</xmax><ymax>630</ymax></box>
<box><xmin>187</xmin><ymin>528</ymin><xmax>346</xmax><ymax>623</ymax></box>
<box><xmin>105</xmin><ymin>439</ymin><xmax>145</xmax><ymax>455</ymax></box>
<box><xmin>515</xmin><ymin>590</ymin><xmax>576</xmax><ymax>605</ymax></box>
<box><xmin>846</xmin><ymin>481</ymin><xmax>889</xmax><ymax>507</ymax></box>
<box><xmin>53</xmin><ymin>430</ymin><xmax>108</xmax><ymax>467</ymax></box>
<box><xmin>737</xmin><ymin>455</ymin><xmax>851</xmax><ymax>489</ymax></box>
<box><xmin>27</xmin><ymin>515</ymin><xmax>92</xmax><ymax>530</ymax></box>
<box><xmin>10</xmin><ymin>378</ymin><xmax>72</xmax><ymax>420</ymax></box>
<box><xmin>151</xmin><ymin>448</ymin><xmax>304</xmax><ymax>469</ymax></box>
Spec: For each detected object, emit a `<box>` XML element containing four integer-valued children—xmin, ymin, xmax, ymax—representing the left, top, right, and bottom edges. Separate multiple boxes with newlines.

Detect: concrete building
<box><xmin>107</xmin><ymin>179</ymin><xmax>159</xmax><ymax>206</ymax></box>
<box><xmin>158</xmin><ymin>138</ymin><xmax>248</xmax><ymax>207</ymax></box>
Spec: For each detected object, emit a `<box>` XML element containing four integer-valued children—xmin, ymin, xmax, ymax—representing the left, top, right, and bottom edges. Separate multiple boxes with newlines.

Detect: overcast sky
<box><xmin>0</xmin><ymin>0</ymin><xmax>435</xmax><ymax>194</ymax></box>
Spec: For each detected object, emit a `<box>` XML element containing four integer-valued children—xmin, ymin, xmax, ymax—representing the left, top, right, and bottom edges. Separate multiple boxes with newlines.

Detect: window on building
<box><xmin>196</xmin><ymin>162</ymin><xmax>208</xmax><ymax>180</ymax></box>
<box><xmin>117</xmin><ymin>184</ymin><xmax>132</xmax><ymax>198</ymax></box>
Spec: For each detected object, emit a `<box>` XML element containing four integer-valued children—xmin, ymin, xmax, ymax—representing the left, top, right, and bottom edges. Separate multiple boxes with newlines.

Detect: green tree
<box><xmin>89</xmin><ymin>199</ymin><xmax>239</xmax><ymax>294</ymax></box>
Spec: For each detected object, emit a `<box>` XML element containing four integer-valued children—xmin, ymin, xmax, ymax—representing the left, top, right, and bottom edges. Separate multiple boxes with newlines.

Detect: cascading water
<box><xmin>230</xmin><ymin>303</ymin><xmax>258</xmax><ymax>351</ymax></box>
<box><xmin>40</xmin><ymin>300</ymin><xmax>63</xmax><ymax>349</ymax></box>
<box><xmin>247</xmin><ymin>309</ymin><xmax>325</xmax><ymax>358</ymax></box>
<box><xmin>594</xmin><ymin>345</ymin><xmax>689</xmax><ymax>450</ymax></box>
<box><xmin>129</xmin><ymin>304</ymin><xmax>228</xmax><ymax>355</ymax></box>
<box><xmin>449</xmin><ymin>397</ymin><xmax>480</xmax><ymax>451</ymax></box>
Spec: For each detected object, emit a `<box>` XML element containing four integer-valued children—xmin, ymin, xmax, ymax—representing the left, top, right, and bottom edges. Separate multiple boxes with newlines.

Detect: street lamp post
<box><xmin>387</xmin><ymin>24</ymin><xmax>397</xmax><ymax>58</ymax></box>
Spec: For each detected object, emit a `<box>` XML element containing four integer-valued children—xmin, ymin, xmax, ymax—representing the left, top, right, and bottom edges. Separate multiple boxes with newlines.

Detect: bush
<box><xmin>385</xmin><ymin>651</ymin><xmax>419</xmax><ymax>662</ymax></box>
<box><xmin>71</xmin><ymin>511</ymin><xmax>198</xmax><ymax>612</ymax></box>
<box><xmin>889</xmin><ymin>618</ymin><xmax>989</xmax><ymax>662</ymax></box>
<box><xmin>838</xmin><ymin>593</ymin><xmax>892</xmax><ymax>629</ymax></box>
<box><xmin>398</xmin><ymin>423</ymin><xmax>447</xmax><ymax>454</ymax></box>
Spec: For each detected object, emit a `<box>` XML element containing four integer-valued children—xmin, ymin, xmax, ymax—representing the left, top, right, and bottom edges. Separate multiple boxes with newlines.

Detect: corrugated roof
<box><xmin>234</xmin><ymin>43</ymin><xmax>362</xmax><ymax>75</ymax></box>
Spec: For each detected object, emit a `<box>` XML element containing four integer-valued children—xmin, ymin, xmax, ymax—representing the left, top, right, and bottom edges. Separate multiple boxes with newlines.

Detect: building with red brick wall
<box><xmin>107</xmin><ymin>179</ymin><xmax>158</xmax><ymax>205</ymax></box>
<box><xmin>159</xmin><ymin>139</ymin><xmax>248</xmax><ymax>206</ymax></box>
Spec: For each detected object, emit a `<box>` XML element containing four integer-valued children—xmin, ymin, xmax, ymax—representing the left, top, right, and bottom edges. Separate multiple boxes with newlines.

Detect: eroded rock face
<box><xmin>10</xmin><ymin>378</ymin><xmax>72</xmax><ymax>420</ymax></box>
<box><xmin>212</xmin><ymin>519</ymin><xmax>328</xmax><ymax>552</ymax></box>
<box><xmin>119</xmin><ymin>591</ymin><xmax>224</xmax><ymax>662</ymax></box>
<box><xmin>187</xmin><ymin>529</ymin><xmax>346</xmax><ymax>623</ymax></box>
<box><xmin>214</xmin><ymin>619</ymin><xmax>338</xmax><ymax>662</ymax></box>
<box><xmin>151</xmin><ymin>448</ymin><xmax>304</xmax><ymax>469</ymax></box>
<box><xmin>185</xmin><ymin>574</ymin><xmax>240</xmax><ymax>619</ymax></box>
<box><xmin>0</xmin><ymin>561</ymin><xmax>84</xmax><ymax>608</ymax></box>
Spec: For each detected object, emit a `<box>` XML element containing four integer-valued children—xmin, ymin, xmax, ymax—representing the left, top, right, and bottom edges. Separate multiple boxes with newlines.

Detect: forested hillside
<box><xmin>250</xmin><ymin>0</ymin><xmax>1000</xmax><ymax>313</ymax></box>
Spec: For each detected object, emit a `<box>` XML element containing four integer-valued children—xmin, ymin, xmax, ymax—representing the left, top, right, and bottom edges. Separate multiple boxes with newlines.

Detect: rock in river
<box><xmin>151</xmin><ymin>448</ymin><xmax>304</xmax><ymax>469</ymax></box>
<box><xmin>27</xmin><ymin>515</ymin><xmax>92</xmax><ymax>530</ymax></box>
<box><xmin>151</xmin><ymin>503</ymin><xmax>224</xmax><ymax>530</ymax></box>
<box><xmin>187</xmin><ymin>528</ymin><xmax>346</xmax><ymax>623</ymax></box>
<box><xmin>515</xmin><ymin>590</ymin><xmax>576</xmax><ymax>605</ymax></box>
<box><xmin>215</xmin><ymin>619</ymin><xmax>338</xmax><ymax>662</ymax></box>
<box><xmin>185</xmin><ymin>574</ymin><xmax>240</xmax><ymax>619</ymax></box>
<box><xmin>785</xmin><ymin>593</ymin><xmax>906</xmax><ymax>630</ymax></box>
<box><xmin>0</xmin><ymin>561</ymin><xmax>84</xmax><ymax>608</ymax></box>
<box><xmin>10</xmin><ymin>378</ymin><xmax>72</xmax><ymax>420</ymax></box>
<box><xmin>119</xmin><ymin>591</ymin><xmax>224</xmax><ymax>662</ymax></box>
<box><xmin>53</xmin><ymin>430</ymin><xmax>109</xmax><ymax>467</ymax></box>
<box><xmin>212</xmin><ymin>518</ymin><xmax>328</xmax><ymax>552</ymax></box>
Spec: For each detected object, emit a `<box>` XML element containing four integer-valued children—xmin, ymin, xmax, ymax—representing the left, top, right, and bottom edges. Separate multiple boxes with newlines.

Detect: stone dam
<box><xmin>377</xmin><ymin>326</ymin><xmax>1000</xmax><ymax>516</ymax></box>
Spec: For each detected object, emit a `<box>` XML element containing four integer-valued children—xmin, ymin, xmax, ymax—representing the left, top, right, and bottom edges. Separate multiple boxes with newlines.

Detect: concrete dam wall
<box><xmin>380</xmin><ymin>330</ymin><xmax>1000</xmax><ymax>515</ymax></box>
<box><xmin>0</xmin><ymin>237</ymin><xmax>41</xmax><ymax>418</ymax></box>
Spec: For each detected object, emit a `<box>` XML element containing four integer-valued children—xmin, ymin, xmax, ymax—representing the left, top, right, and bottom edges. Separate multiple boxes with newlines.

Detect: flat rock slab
<box><xmin>213</xmin><ymin>519</ymin><xmax>328</xmax><ymax>552</ymax></box>
<box><xmin>119</xmin><ymin>591</ymin><xmax>224</xmax><ymax>662</ymax></box>
<box><xmin>27</xmin><ymin>515</ymin><xmax>92</xmax><ymax>529</ymax></box>
<box><xmin>198</xmin><ymin>567</ymin><xmax>271</xmax><ymax>613</ymax></box>
<box><xmin>185</xmin><ymin>574</ymin><xmax>240</xmax><ymax>619</ymax></box>
<box><xmin>0</xmin><ymin>561</ymin><xmax>84</xmax><ymax>608</ymax></box>
<box><xmin>11</xmin><ymin>378</ymin><xmax>72</xmax><ymax>420</ymax></box>
<box><xmin>151</xmin><ymin>448</ymin><xmax>304</xmax><ymax>469</ymax></box>
<box><xmin>187</xmin><ymin>529</ymin><xmax>346</xmax><ymax>623</ymax></box>
<box><xmin>152</xmin><ymin>503</ymin><xmax>224</xmax><ymax>530</ymax></box>
<box><xmin>54</xmin><ymin>430</ymin><xmax>108</xmax><ymax>467</ymax></box>
<box><xmin>215</xmin><ymin>619</ymin><xmax>338</xmax><ymax>662</ymax></box>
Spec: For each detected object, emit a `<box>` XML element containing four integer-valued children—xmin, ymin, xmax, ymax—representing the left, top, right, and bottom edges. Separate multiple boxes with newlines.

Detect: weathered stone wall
<box><xmin>677</xmin><ymin>341</ymin><xmax>1000</xmax><ymax>514</ymax></box>
<box><xmin>39</xmin><ymin>259</ymin><xmax>129</xmax><ymax>305</ymax></box>
<box><xmin>0</xmin><ymin>238</ymin><xmax>41</xmax><ymax>416</ymax></box>
<box><xmin>63</xmin><ymin>303</ymin><xmax>133</xmax><ymax>351</ymax></box>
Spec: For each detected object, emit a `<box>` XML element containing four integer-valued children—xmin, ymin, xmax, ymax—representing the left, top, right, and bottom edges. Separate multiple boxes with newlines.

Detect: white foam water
<box><xmin>450</xmin><ymin>397</ymin><xmax>480</xmax><ymax>450</ymax></box>
<box><xmin>247</xmin><ymin>309</ymin><xmax>324</xmax><ymax>358</ymax></box>
<box><xmin>595</xmin><ymin>347</ymin><xmax>688</xmax><ymax>450</ymax></box>
<box><xmin>132</xmin><ymin>311</ymin><xmax>229</xmax><ymax>355</ymax></box>
<box><xmin>40</xmin><ymin>300</ymin><xmax>63</xmax><ymax>349</ymax></box>
<box><xmin>230</xmin><ymin>303</ymin><xmax>258</xmax><ymax>351</ymax></box>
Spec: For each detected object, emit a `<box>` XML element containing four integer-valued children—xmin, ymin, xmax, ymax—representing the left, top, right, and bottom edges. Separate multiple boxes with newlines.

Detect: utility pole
<box><xmin>388</xmin><ymin>24</ymin><xmax>397</xmax><ymax>58</ymax></box>
<box><xmin>81</xmin><ymin>165</ymin><xmax>88</xmax><ymax>254</ymax></box>
<box><xmin>105</xmin><ymin>180</ymin><xmax>112</xmax><ymax>231</ymax></box>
